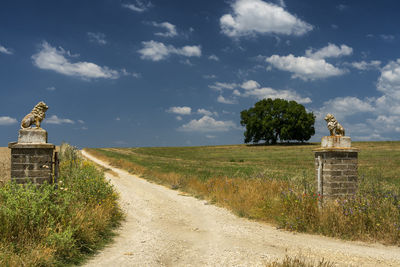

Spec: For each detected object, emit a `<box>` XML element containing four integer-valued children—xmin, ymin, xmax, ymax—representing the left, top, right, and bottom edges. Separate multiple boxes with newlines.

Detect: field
<box><xmin>86</xmin><ymin>141</ymin><xmax>400</xmax><ymax>245</ymax></box>
<box><xmin>87</xmin><ymin>141</ymin><xmax>400</xmax><ymax>186</ymax></box>
<box><xmin>0</xmin><ymin>147</ymin><xmax>10</xmax><ymax>182</ymax></box>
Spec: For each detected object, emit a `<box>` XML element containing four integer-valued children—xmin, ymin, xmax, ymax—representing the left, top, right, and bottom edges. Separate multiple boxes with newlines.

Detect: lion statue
<box><xmin>21</xmin><ymin>101</ymin><xmax>49</xmax><ymax>129</ymax></box>
<box><xmin>324</xmin><ymin>113</ymin><xmax>345</xmax><ymax>136</ymax></box>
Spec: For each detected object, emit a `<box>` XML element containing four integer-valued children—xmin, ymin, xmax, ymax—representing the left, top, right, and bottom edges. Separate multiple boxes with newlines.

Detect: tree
<box><xmin>240</xmin><ymin>98</ymin><xmax>315</xmax><ymax>144</ymax></box>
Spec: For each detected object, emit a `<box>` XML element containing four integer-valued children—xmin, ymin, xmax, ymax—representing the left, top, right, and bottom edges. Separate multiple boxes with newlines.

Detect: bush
<box><xmin>0</xmin><ymin>144</ymin><xmax>122</xmax><ymax>266</ymax></box>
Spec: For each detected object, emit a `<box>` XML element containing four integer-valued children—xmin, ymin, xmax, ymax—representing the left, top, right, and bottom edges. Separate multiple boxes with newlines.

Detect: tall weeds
<box><xmin>0</xmin><ymin>144</ymin><xmax>122</xmax><ymax>266</ymax></box>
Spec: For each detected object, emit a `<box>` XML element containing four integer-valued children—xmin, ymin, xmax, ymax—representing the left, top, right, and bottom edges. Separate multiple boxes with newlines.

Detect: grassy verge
<box><xmin>0</xmin><ymin>144</ymin><xmax>123</xmax><ymax>266</ymax></box>
<box><xmin>86</xmin><ymin>141</ymin><xmax>400</xmax><ymax>245</ymax></box>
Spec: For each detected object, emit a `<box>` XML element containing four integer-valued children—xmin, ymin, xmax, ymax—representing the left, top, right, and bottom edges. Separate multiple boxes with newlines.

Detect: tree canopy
<box><xmin>240</xmin><ymin>98</ymin><xmax>315</xmax><ymax>144</ymax></box>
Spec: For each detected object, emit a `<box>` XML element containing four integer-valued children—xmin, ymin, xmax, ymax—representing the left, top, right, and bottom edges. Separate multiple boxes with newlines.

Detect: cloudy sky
<box><xmin>1</xmin><ymin>0</ymin><xmax>400</xmax><ymax>147</ymax></box>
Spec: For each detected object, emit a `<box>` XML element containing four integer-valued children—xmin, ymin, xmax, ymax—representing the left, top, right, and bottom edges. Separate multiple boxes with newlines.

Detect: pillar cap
<box><xmin>8</xmin><ymin>142</ymin><xmax>55</xmax><ymax>149</ymax></box>
<box><xmin>313</xmin><ymin>147</ymin><xmax>359</xmax><ymax>152</ymax></box>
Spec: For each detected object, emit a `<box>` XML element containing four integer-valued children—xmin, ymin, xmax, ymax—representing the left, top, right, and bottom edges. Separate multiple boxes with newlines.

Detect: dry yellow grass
<box><xmin>0</xmin><ymin>147</ymin><xmax>10</xmax><ymax>182</ymax></box>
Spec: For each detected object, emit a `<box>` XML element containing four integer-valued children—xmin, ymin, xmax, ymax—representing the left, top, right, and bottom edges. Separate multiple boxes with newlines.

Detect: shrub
<box><xmin>0</xmin><ymin>144</ymin><xmax>122</xmax><ymax>266</ymax></box>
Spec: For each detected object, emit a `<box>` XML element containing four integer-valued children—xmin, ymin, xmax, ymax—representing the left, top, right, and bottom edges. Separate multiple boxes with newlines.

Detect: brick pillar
<box><xmin>314</xmin><ymin>148</ymin><xmax>358</xmax><ymax>201</ymax></box>
<box><xmin>8</xmin><ymin>143</ymin><xmax>55</xmax><ymax>184</ymax></box>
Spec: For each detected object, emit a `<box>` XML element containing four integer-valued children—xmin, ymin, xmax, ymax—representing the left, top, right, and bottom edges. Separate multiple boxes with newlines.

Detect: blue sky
<box><xmin>1</xmin><ymin>0</ymin><xmax>400</xmax><ymax>147</ymax></box>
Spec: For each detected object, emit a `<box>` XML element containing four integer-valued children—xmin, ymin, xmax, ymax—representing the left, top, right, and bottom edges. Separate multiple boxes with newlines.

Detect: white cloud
<box><xmin>276</xmin><ymin>0</ymin><xmax>286</xmax><ymax>7</ymax></box>
<box><xmin>380</xmin><ymin>34</ymin><xmax>395</xmax><ymax>41</ymax></box>
<box><xmin>197</xmin><ymin>108</ymin><xmax>217</xmax><ymax>117</ymax></box>
<box><xmin>336</xmin><ymin>4</ymin><xmax>348</xmax><ymax>11</ymax></box>
<box><xmin>32</xmin><ymin>42</ymin><xmax>119</xmax><ymax>79</ymax></box>
<box><xmin>349</xmin><ymin>60</ymin><xmax>381</xmax><ymax>70</ymax></box>
<box><xmin>208</xmin><ymin>54</ymin><xmax>220</xmax><ymax>61</ymax></box>
<box><xmin>151</xmin><ymin>22</ymin><xmax>177</xmax><ymax>37</ymax></box>
<box><xmin>0</xmin><ymin>44</ymin><xmax>13</xmax><ymax>55</ymax></box>
<box><xmin>166</xmin><ymin>106</ymin><xmax>192</xmax><ymax>115</ymax></box>
<box><xmin>115</xmin><ymin>117</ymin><xmax>121</xmax><ymax>121</ymax></box>
<box><xmin>209</xmin><ymin>82</ymin><xmax>238</xmax><ymax>91</ymax></box>
<box><xmin>266</xmin><ymin>54</ymin><xmax>345</xmax><ymax>80</ymax></box>
<box><xmin>239</xmin><ymin>80</ymin><xmax>311</xmax><ymax>103</ymax></box>
<box><xmin>318</xmin><ymin>97</ymin><xmax>375</xmax><ymax>121</ymax></box>
<box><xmin>78</xmin><ymin>120</ymin><xmax>85</xmax><ymax>124</ymax></box>
<box><xmin>122</xmin><ymin>1</ymin><xmax>152</xmax><ymax>12</ymax></box>
<box><xmin>0</xmin><ymin>116</ymin><xmax>17</xmax><ymax>125</ymax></box>
<box><xmin>178</xmin><ymin>115</ymin><xmax>236</xmax><ymax>132</ymax></box>
<box><xmin>176</xmin><ymin>116</ymin><xmax>182</xmax><ymax>121</ymax></box>
<box><xmin>206</xmin><ymin>135</ymin><xmax>216</xmax><ymax>139</ymax></box>
<box><xmin>220</xmin><ymin>0</ymin><xmax>313</xmax><ymax>38</ymax></box>
<box><xmin>45</xmin><ymin>115</ymin><xmax>75</xmax><ymax>125</ymax></box>
<box><xmin>265</xmin><ymin>44</ymin><xmax>352</xmax><ymax>80</ymax></box>
<box><xmin>131</xmin><ymin>72</ymin><xmax>142</xmax><ymax>78</ymax></box>
<box><xmin>377</xmin><ymin>59</ymin><xmax>400</xmax><ymax>99</ymax></box>
<box><xmin>87</xmin><ymin>32</ymin><xmax>107</xmax><ymax>45</ymax></box>
<box><xmin>138</xmin><ymin>41</ymin><xmax>201</xmax><ymax>61</ymax></box>
<box><xmin>217</xmin><ymin>95</ymin><xmax>237</xmax><ymax>104</ymax></box>
<box><xmin>244</xmin><ymin>87</ymin><xmax>311</xmax><ymax>104</ymax></box>
<box><xmin>241</xmin><ymin>80</ymin><xmax>260</xmax><ymax>90</ymax></box>
<box><xmin>46</xmin><ymin>86</ymin><xmax>56</xmax><ymax>91</ymax></box>
<box><xmin>203</xmin><ymin>74</ymin><xmax>217</xmax><ymax>79</ymax></box>
<box><xmin>305</xmin><ymin>43</ymin><xmax>353</xmax><ymax>59</ymax></box>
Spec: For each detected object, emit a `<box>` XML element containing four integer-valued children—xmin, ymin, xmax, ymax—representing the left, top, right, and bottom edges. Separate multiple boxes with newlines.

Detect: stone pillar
<box><xmin>8</xmin><ymin>128</ymin><xmax>55</xmax><ymax>184</ymax></box>
<box><xmin>314</xmin><ymin>136</ymin><xmax>358</xmax><ymax>202</ymax></box>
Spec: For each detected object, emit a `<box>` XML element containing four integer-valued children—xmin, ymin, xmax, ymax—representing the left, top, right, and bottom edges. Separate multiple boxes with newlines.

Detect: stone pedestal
<box><xmin>18</xmin><ymin>128</ymin><xmax>48</xmax><ymax>143</ymax></box>
<box><xmin>9</xmin><ymin>129</ymin><xmax>55</xmax><ymax>185</ymax></box>
<box><xmin>321</xmin><ymin>136</ymin><xmax>351</xmax><ymax>148</ymax></box>
<box><xmin>314</xmin><ymin>136</ymin><xmax>359</xmax><ymax>202</ymax></box>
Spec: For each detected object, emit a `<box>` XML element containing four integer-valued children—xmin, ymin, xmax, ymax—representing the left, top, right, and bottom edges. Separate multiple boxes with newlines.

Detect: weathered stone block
<box><xmin>18</xmin><ymin>128</ymin><xmax>48</xmax><ymax>144</ymax></box>
<box><xmin>321</xmin><ymin>136</ymin><xmax>351</xmax><ymax>148</ymax></box>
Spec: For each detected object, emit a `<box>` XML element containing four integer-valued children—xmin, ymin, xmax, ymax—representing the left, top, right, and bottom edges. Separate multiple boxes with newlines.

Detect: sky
<box><xmin>1</xmin><ymin>0</ymin><xmax>400</xmax><ymax>148</ymax></box>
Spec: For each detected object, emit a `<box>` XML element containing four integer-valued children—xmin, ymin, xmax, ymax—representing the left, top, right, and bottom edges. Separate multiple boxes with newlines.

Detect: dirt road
<box><xmin>82</xmin><ymin>150</ymin><xmax>400</xmax><ymax>266</ymax></box>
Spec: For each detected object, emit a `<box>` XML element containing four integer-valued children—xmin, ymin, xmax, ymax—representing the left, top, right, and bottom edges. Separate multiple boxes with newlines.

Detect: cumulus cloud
<box><xmin>87</xmin><ymin>32</ymin><xmax>107</xmax><ymax>45</ymax></box>
<box><xmin>265</xmin><ymin>43</ymin><xmax>352</xmax><ymax>80</ymax></box>
<box><xmin>203</xmin><ymin>74</ymin><xmax>217</xmax><ymax>79</ymax></box>
<box><xmin>32</xmin><ymin>42</ymin><xmax>119</xmax><ymax>79</ymax></box>
<box><xmin>122</xmin><ymin>1</ymin><xmax>152</xmax><ymax>12</ymax></box>
<box><xmin>151</xmin><ymin>22</ymin><xmax>177</xmax><ymax>37</ymax></box>
<box><xmin>0</xmin><ymin>116</ymin><xmax>17</xmax><ymax>125</ymax></box>
<box><xmin>178</xmin><ymin>115</ymin><xmax>237</xmax><ymax>132</ymax></box>
<box><xmin>220</xmin><ymin>0</ymin><xmax>313</xmax><ymax>38</ymax></box>
<box><xmin>166</xmin><ymin>106</ymin><xmax>192</xmax><ymax>115</ymax></box>
<box><xmin>349</xmin><ymin>60</ymin><xmax>381</xmax><ymax>71</ymax></box>
<box><xmin>45</xmin><ymin>115</ymin><xmax>75</xmax><ymax>125</ymax></box>
<box><xmin>266</xmin><ymin>54</ymin><xmax>345</xmax><ymax>80</ymax></box>
<box><xmin>197</xmin><ymin>108</ymin><xmax>217</xmax><ymax>117</ymax></box>
<box><xmin>208</xmin><ymin>54</ymin><xmax>220</xmax><ymax>61</ymax></box>
<box><xmin>209</xmin><ymin>82</ymin><xmax>238</xmax><ymax>92</ymax></box>
<box><xmin>241</xmin><ymin>80</ymin><xmax>260</xmax><ymax>90</ymax></box>
<box><xmin>240</xmin><ymin>80</ymin><xmax>311</xmax><ymax>103</ymax></box>
<box><xmin>217</xmin><ymin>95</ymin><xmax>237</xmax><ymax>104</ymax></box>
<box><xmin>0</xmin><ymin>44</ymin><xmax>13</xmax><ymax>55</ymax></box>
<box><xmin>138</xmin><ymin>41</ymin><xmax>201</xmax><ymax>61</ymax></box>
<box><xmin>305</xmin><ymin>43</ymin><xmax>353</xmax><ymax>59</ymax></box>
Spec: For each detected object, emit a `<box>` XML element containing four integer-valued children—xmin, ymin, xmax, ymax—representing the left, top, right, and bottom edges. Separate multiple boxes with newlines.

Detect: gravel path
<box><xmin>82</xmin><ymin>150</ymin><xmax>400</xmax><ymax>267</ymax></box>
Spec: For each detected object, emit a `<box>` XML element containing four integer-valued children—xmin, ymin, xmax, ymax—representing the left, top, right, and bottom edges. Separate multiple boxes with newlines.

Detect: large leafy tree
<box><xmin>240</xmin><ymin>98</ymin><xmax>315</xmax><ymax>144</ymax></box>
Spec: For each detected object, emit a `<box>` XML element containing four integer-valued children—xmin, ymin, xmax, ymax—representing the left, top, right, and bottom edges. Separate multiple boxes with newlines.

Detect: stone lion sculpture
<box><xmin>324</xmin><ymin>113</ymin><xmax>345</xmax><ymax>136</ymax></box>
<box><xmin>21</xmin><ymin>101</ymin><xmax>49</xmax><ymax>129</ymax></box>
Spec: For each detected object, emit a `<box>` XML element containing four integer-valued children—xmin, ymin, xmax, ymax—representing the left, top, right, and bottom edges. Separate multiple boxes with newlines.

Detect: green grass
<box><xmin>92</xmin><ymin>141</ymin><xmax>400</xmax><ymax>185</ymax></box>
<box><xmin>0</xmin><ymin>144</ymin><xmax>123</xmax><ymax>266</ymax></box>
<box><xmin>87</xmin><ymin>141</ymin><xmax>400</xmax><ymax>245</ymax></box>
